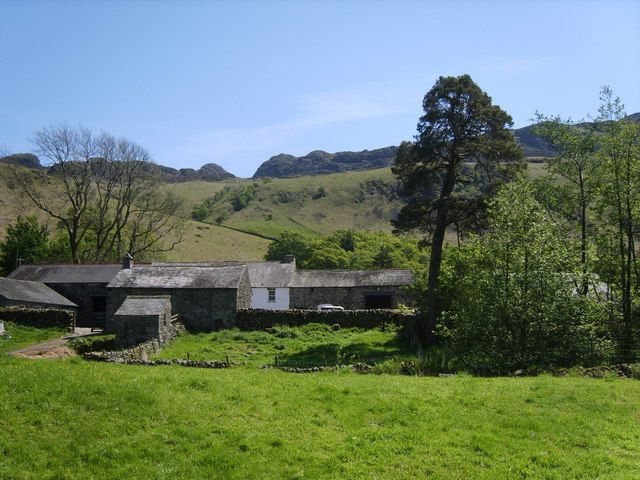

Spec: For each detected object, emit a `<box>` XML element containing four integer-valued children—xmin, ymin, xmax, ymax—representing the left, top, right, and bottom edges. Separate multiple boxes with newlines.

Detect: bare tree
<box><xmin>14</xmin><ymin>123</ymin><xmax>184</xmax><ymax>263</ymax></box>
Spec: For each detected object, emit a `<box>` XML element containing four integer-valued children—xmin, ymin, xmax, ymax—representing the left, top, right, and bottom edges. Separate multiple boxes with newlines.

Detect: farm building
<box><xmin>7</xmin><ymin>263</ymin><xmax>121</xmax><ymax>330</ymax></box>
<box><xmin>246</xmin><ymin>255</ymin><xmax>296</xmax><ymax>310</ymax></box>
<box><xmin>113</xmin><ymin>295</ymin><xmax>174</xmax><ymax>348</ymax></box>
<box><xmin>0</xmin><ymin>277</ymin><xmax>77</xmax><ymax>310</ymax></box>
<box><xmin>5</xmin><ymin>254</ymin><xmax>414</xmax><ymax>333</ymax></box>
<box><xmin>289</xmin><ymin>269</ymin><xmax>414</xmax><ymax>310</ymax></box>
<box><xmin>107</xmin><ymin>263</ymin><xmax>251</xmax><ymax>331</ymax></box>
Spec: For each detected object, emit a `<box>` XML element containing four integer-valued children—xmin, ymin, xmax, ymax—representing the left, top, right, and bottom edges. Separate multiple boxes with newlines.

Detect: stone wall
<box><xmin>45</xmin><ymin>283</ymin><xmax>110</xmax><ymax>330</ymax></box>
<box><xmin>289</xmin><ymin>286</ymin><xmax>410</xmax><ymax>310</ymax></box>
<box><xmin>237</xmin><ymin>308</ymin><xmax>417</xmax><ymax>330</ymax></box>
<box><xmin>108</xmin><ymin>288</ymin><xmax>241</xmax><ymax>332</ymax></box>
<box><xmin>0</xmin><ymin>306</ymin><xmax>75</xmax><ymax>330</ymax></box>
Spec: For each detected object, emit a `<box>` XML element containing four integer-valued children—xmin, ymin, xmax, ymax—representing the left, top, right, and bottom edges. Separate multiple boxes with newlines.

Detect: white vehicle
<box><xmin>316</xmin><ymin>304</ymin><xmax>345</xmax><ymax>312</ymax></box>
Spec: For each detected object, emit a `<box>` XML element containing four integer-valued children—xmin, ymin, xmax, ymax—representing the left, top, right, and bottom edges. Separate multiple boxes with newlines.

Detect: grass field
<box><xmin>0</xmin><ymin>357</ymin><xmax>639</xmax><ymax>479</ymax></box>
<box><xmin>0</xmin><ymin>322</ymin><xmax>65</xmax><ymax>355</ymax></box>
<box><xmin>154</xmin><ymin>323</ymin><xmax>415</xmax><ymax>367</ymax></box>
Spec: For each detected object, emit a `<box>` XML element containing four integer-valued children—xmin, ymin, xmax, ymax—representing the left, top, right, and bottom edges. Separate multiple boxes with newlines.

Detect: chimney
<box><xmin>122</xmin><ymin>253</ymin><xmax>133</xmax><ymax>269</ymax></box>
<box><xmin>281</xmin><ymin>254</ymin><xmax>295</xmax><ymax>265</ymax></box>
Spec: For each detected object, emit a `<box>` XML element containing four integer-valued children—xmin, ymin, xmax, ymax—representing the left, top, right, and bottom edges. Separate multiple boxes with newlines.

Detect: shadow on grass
<box><xmin>277</xmin><ymin>336</ymin><xmax>415</xmax><ymax>367</ymax></box>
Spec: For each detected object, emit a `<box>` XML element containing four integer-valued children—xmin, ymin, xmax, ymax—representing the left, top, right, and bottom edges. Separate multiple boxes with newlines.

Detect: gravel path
<box><xmin>9</xmin><ymin>328</ymin><xmax>98</xmax><ymax>359</ymax></box>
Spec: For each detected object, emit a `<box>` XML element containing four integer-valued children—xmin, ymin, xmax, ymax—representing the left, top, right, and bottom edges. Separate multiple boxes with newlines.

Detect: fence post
<box><xmin>275</xmin><ymin>355</ymin><xmax>278</xmax><ymax>367</ymax></box>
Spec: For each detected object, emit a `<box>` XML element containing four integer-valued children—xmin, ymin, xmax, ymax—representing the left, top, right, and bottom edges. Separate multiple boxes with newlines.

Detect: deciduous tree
<box><xmin>14</xmin><ymin>124</ymin><xmax>184</xmax><ymax>263</ymax></box>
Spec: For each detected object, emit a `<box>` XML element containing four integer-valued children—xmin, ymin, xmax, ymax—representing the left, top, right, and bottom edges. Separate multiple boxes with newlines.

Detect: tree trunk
<box><xmin>425</xmin><ymin>164</ymin><xmax>457</xmax><ymax>345</ymax></box>
<box><xmin>426</xmin><ymin>221</ymin><xmax>446</xmax><ymax>344</ymax></box>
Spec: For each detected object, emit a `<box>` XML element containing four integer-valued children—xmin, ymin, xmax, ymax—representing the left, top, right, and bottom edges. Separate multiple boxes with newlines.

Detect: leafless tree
<box><xmin>14</xmin><ymin>123</ymin><xmax>184</xmax><ymax>263</ymax></box>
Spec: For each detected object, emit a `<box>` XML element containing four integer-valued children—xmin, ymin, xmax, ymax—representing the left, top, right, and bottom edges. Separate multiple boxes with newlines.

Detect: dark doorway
<box><xmin>91</xmin><ymin>296</ymin><xmax>107</xmax><ymax>314</ymax></box>
<box><xmin>364</xmin><ymin>294</ymin><xmax>393</xmax><ymax>309</ymax></box>
<box><xmin>83</xmin><ymin>295</ymin><xmax>107</xmax><ymax>330</ymax></box>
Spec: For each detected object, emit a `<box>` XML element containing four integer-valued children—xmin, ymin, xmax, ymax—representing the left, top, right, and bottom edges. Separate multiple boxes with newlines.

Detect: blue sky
<box><xmin>1</xmin><ymin>0</ymin><xmax>638</xmax><ymax>177</ymax></box>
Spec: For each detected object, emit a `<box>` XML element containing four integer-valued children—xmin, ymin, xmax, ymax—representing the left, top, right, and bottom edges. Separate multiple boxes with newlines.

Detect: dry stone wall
<box><xmin>0</xmin><ymin>306</ymin><xmax>74</xmax><ymax>330</ymax></box>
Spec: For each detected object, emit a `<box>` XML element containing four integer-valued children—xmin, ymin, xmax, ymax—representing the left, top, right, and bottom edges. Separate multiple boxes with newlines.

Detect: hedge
<box><xmin>0</xmin><ymin>307</ymin><xmax>74</xmax><ymax>330</ymax></box>
<box><xmin>236</xmin><ymin>308</ymin><xmax>417</xmax><ymax>331</ymax></box>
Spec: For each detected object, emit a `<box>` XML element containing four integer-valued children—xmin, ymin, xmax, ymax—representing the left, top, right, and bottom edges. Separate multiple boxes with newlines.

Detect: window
<box><xmin>267</xmin><ymin>288</ymin><xmax>276</xmax><ymax>303</ymax></box>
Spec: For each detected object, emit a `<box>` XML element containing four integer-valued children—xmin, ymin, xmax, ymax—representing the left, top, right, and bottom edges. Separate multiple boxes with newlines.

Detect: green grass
<box><xmin>0</xmin><ymin>322</ymin><xmax>66</xmax><ymax>355</ymax></box>
<box><xmin>0</xmin><ymin>357</ymin><xmax>638</xmax><ymax>479</ymax></box>
<box><xmin>161</xmin><ymin>219</ymin><xmax>271</xmax><ymax>261</ymax></box>
<box><xmin>154</xmin><ymin>323</ymin><xmax>415</xmax><ymax>367</ymax></box>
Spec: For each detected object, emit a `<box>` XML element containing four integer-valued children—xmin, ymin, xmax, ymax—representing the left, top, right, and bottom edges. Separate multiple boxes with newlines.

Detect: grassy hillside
<box><xmin>169</xmin><ymin>163</ymin><xmax>548</xmax><ymax>240</ymax></box>
<box><xmin>0</xmin><ymin>162</ymin><xmax>548</xmax><ymax>263</ymax></box>
<box><xmin>167</xmin><ymin>168</ymin><xmax>404</xmax><ymax>238</ymax></box>
<box><xmin>162</xmin><ymin>220</ymin><xmax>270</xmax><ymax>261</ymax></box>
<box><xmin>0</xmin><ymin>357</ymin><xmax>638</xmax><ymax>479</ymax></box>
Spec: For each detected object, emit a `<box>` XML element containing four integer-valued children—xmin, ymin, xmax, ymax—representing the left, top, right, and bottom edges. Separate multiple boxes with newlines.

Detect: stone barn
<box><xmin>7</xmin><ymin>264</ymin><xmax>121</xmax><ymax>329</ymax></box>
<box><xmin>289</xmin><ymin>269</ymin><xmax>414</xmax><ymax>310</ymax></box>
<box><xmin>113</xmin><ymin>295</ymin><xmax>174</xmax><ymax>348</ymax></box>
<box><xmin>107</xmin><ymin>264</ymin><xmax>252</xmax><ymax>331</ymax></box>
<box><xmin>0</xmin><ymin>277</ymin><xmax>77</xmax><ymax>311</ymax></box>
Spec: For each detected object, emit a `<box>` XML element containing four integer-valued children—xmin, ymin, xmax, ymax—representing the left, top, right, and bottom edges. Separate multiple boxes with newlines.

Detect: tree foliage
<box><xmin>265</xmin><ymin>230</ymin><xmax>429</xmax><ymax>271</ymax></box>
<box><xmin>436</xmin><ymin>181</ymin><xmax>611</xmax><ymax>371</ymax></box>
<box><xmin>0</xmin><ymin>216</ymin><xmax>68</xmax><ymax>275</ymax></box>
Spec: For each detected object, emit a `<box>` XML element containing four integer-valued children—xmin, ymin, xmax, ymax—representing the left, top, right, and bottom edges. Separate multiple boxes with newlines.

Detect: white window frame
<box><xmin>267</xmin><ymin>288</ymin><xmax>276</xmax><ymax>303</ymax></box>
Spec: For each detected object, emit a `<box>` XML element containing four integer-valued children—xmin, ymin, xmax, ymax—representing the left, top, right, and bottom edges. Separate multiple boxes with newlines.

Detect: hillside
<box><xmin>168</xmin><ymin>168</ymin><xmax>406</xmax><ymax>239</ymax></box>
<box><xmin>0</xmin><ymin>153</ymin><xmax>43</xmax><ymax>170</ymax></box>
<box><xmin>0</xmin><ymin>162</ymin><xmax>547</xmax><ymax>261</ymax></box>
<box><xmin>169</xmin><ymin>163</ymin><xmax>547</xmax><ymax>240</ymax></box>
<box><xmin>0</xmin><ymin>164</ymin><xmax>268</xmax><ymax>261</ymax></box>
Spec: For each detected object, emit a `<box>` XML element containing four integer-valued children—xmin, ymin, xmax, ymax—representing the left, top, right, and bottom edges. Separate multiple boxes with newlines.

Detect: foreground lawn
<box><xmin>0</xmin><ymin>322</ymin><xmax>65</xmax><ymax>355</ymax></box>
<box><xmin>0</xmin><ymin>358</ymin><xmax>639</xmax><ymax>479</ymax></box>
<box><xmin>155</xmin><ymin>323</ymin><xmax>415</xmax><ymax>367</ymax></box>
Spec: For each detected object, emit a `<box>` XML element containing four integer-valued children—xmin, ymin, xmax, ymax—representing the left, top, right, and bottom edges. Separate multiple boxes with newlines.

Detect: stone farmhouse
<box><xmin>6</xmin><ymin>255</ymin><xmax>414</xmax><ymax>332</ymax></box>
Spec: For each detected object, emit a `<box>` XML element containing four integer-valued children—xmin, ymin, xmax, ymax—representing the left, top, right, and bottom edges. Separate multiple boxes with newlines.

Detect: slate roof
<box><xmin>0</xmin><ymin>277</ymin><xmax>77</xmax><ymax>308</ymax></box>
<box><xmin>152</xmin><ymin>261</ymin><xmax>241</xmax><ymax>267</ymax></box>
<box><xmin>290</xmin><ymin>269</ymin><xmax>414</xmax><ymax>288</ymax></box>
<box><xmin>108</xmin><ymin>265</ymin><xmax>248</xmax><ymax>289</ymax></box>
<box><xmin>115</xmin><ymin>295</ymin><xmax>171</xmax><ymax>317</ymax></box>
<box><xmin>8</xmin><ymin>264</ymin><xmax>122</xmax><ymax>284</ymax></box>
<box><xmin>152</xmin><ymin>260</ymin><xmax>296</xmax><ymax>288</ymax></box>
<box><xmin>246</xmin><ymin>262</ymin><xmax>295</xmax><ymax>288</ymax></box>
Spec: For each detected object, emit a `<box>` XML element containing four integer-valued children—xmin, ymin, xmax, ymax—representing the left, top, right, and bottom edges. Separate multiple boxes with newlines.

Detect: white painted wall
<box><xmin>251</xmin><ymin>287</ymin><xmax>290</xmax><ymax>310</ymax></box>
